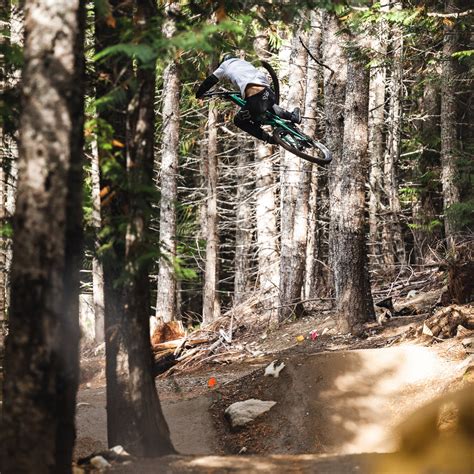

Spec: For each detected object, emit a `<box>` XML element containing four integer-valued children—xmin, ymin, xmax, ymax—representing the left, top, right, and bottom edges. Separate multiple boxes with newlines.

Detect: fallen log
<box><xmin>394</xmin><ymin>287</ymin><xmax>447</xmax><ymax>315</ymax></box>
<box><xmin>421</xmin><ymin>305</ymin><xmax>474</xmax><ymax>339</ymax></box>
<box><xmin>152</xmin><ymin>337</ymin><xmax>209</xmax><ymax>352</ymax></box>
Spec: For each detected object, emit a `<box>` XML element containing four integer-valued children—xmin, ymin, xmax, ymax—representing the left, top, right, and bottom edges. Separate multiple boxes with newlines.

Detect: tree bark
<box><xmin>278</xmin><ymin>29</ymin><xmax>308</xmax><ymax>322</ymax></box>
<box><xmin>323</xmin><ymin>11</ymin><xmax>347</xmax><ymax>302</ymax></box>
<box><xmin>255</xmin><ymin>142</ymin><xmax>279</xmax><ymax>296</ymax></box>
<box><xmin>2</xmin><ymin>0</ymin><xmax>85</xmax><ymax>471</ymax></box>
<box><xmin>304</xmin><ymin>10</ymin><xmax>323</xmax><ymax>301</ymax></box>
<box><xmin>95</xmin><ymin>0</ymin><xmax>134</xmax><ymax>450</ymax></box>
<box><xmin>412</xmin><ymin>71</ymin><xmax>442</xmax><ymax>263</ymax></box>
<box><xmin>253</xmin><ymin>33</ymin><xmax>279</xmax><ymax>315</ymax></box>
<box><xmin>331</xmin><ymin>53</ymin><xmax>373</xmax><ymax>333</ymax></box>
<box><xmin>91</xmin><ymin>137</ymin><xmax>105</xmax><ymax>344</ymax></box>
<box><xmin>440</xmin><ymin>0</ymin><xmax>461</xmax><ymax>250</ymax></box>
<box><xmin>202</xmin><ymin>101</ymin><xmax>220</xmax><ymax>325</ymax></box>
<box><xmin>382</xmin><ymin>5</ymin><xmax>406</xmax><ymax>267</ymax></box>
<box><xmin>122</xmin><ymin>1</ymin><xmax>174</xmax><ymax>452</ymax></box>
<box><xmin>156</xmin><ymin>6</ymin><xmax>180</xmax><ymax>323</ymax></box>
<box><xmin>95</xmin><ymin>0</ymin><xmax>175</xmax><ymax>456</ymax></box>
<box><xmin>367</xmin><ymin>7</ymin><xmax>388</xmax><ymax>268</ymax></box>
<box><xmin>233</xmin><ymin>135</ymin><xmax>254</xmax><ymax>304</ymax></box>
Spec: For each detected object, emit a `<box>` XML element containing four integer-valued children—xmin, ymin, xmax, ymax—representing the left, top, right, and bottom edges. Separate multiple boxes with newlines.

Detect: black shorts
<box><xmin>239</xmin><ymin>87</ymin><xmax>276</xmax><ymax>123</ymax></box>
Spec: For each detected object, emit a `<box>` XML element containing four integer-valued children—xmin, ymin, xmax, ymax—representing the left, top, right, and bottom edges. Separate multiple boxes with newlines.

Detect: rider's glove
<box><xmin>195</xmin><ymin>74</ymin><xmax>219</xmax><ymax>99</ymax></box>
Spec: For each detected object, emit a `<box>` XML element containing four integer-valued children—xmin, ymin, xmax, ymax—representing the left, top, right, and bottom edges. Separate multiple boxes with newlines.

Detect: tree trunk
<box><xmin>255</xmin><ymin>142</ymin><xmax>279</xmax><ymax>297</ymax></box>
<box><xmin>304</xmin><ymin>10</ymin><xmax>323</xmax><ymax>301</ymax></box>
<box><xmin>367</xmin><ymin>8</ymin><xmax>388</xmax><ymax>268</ymax></box>
<box><xmin>202</xmin><ymin>102</ymin><xmax>220</xmax><ymax>325</ymax></box>
<box><xmin>0</xmin><ymin>0</ymin><xmax>9</xmax><ymax>323</ymax></box>
<box><xmin>331</xmin><ymin>52</ymin><xmax>372</xmax><ymax>333</ymax></box>
<box><xmin>440</xmin><ymin>0</ymin><xmax>461</xmax><ymax>250</ymax></box>
<box><xmin>156</xmin><ymin>6</ymin><xmax>180</xmax><ymax>323</ymax></box>
<box><xmin>382</xmin><ymin>6</ymin><xmax>406</xmax><ymax>268</ymax></box>
<box><xmin>413</xmin><ymin>71</ymin><xmax>441</xmax><ymax>263</ymax></box>
<box><xmin>91</xmin><ymin>137</ymin><xmax>105</xmax><ymax>344</ymax></box>
<box><xmin>234</xmin><ymin>135</ymin><xmax>253</xmax><ymax>304</ymax></box>
<box><xmin>2</xmin><ymin>0</ymin><xmax>85</xmax><ymax>472</ymax></box>
<box><xmin>95</xmin><ymin>0</ymin><xmax>134</xmax><ymax>450</ymax></box>
<box><xmin>279</xmin><ymin>30</ymin><xmax>308</xmax><ymax>322</ymax></box>
<box><xmin>122</xmin><ymin>1</ymin><xmax>174</xmax><ymax>453</ymax></box>
<box><xmin>95</xmin><ymin>0</ymin><xmax>175</xmax><ymax>456</ymax></box>
<box><xmin>323</xmin><ymin>11</ymin><xmax>347</xmax><ymax>301</ymax></box>
<box><xmin>253</xmin><ymin>33</ymin><xmax>279</xmax><ymax>316</ymax></box>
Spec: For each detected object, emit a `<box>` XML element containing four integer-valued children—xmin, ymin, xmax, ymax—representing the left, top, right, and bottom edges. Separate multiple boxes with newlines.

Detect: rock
<box><xmin>225</xmin><ymin>399</ymin><xmax>277</xmax><ymax>428</ymax></box>
<box><xmin>90</xmin><ymin>455</ymin><xmax>111</xmax><ymax>470</ymax></box>
<box><xmin>264</xmin><ymin>360</ymin><xmax>285</xmax><ymax>378</ymax></box>
<box><xmin>109</xmin><ymin>445</ymin><xmax>130</xmax><ymax>457</ymax></box>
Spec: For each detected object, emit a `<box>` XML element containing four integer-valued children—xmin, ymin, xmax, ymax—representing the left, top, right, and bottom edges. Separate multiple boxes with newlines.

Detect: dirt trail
<box><xmin>76</xmin><ymin>343</ymin><xmax>467</xmax><ymax>464</ymax></box>
<box><xmin>75</xmin><ymin>389</ymin><xmax>217</xmax><ymax>458</ymax></box>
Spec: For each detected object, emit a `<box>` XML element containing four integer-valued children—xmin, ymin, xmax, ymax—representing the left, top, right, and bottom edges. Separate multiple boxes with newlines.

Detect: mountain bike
<box><xmin>201</xmin><ymin>89</ymin><xmax>332</xmax><ymax>165</ymax></box>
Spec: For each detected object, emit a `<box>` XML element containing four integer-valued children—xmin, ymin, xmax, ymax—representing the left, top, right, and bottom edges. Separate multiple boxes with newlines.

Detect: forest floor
<box><xmin>76</xmin><ymin>298</ymin><xmax>474</xmax><ymax>473</ymax></box>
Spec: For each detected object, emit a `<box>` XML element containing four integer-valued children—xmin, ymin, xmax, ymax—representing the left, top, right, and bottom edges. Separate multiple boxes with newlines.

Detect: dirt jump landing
<box><xmin>78</xmin><ymin>343</ymin><xmax>470</xmax><ymax>472</ymax></box>
<box><xmin>211</xmin><ymin>344</ymin><xmax>466</xmax><ymax>455</ymax></box>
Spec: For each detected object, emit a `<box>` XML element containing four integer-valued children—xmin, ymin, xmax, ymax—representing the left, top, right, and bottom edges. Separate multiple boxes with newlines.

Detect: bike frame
<box><xmin>208</xmin><ymin>91</ymin><xmax>311</xmax><ymax>144</ymax></box>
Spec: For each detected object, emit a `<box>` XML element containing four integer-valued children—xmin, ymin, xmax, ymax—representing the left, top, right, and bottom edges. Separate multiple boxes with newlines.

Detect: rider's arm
<box><xmin>195</xmin><ymin>74</ymin><xmax>219</xmax><ymax>99</ymax></box>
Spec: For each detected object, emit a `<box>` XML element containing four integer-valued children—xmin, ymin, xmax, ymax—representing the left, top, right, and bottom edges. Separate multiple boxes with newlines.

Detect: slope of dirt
<box><xmin>75</xmin><ymin>308</ymin><xmax>472</xmax><ymax>473</ymax></box>
<box><xmin>209</xmin><ymin>344</ymin><xmax>468</xmax><ymax>455</ymax></box>
<box><xmin>75</xmin><ymin>342</ymin><xmax>469</xmax><ymax>460</ymax></box>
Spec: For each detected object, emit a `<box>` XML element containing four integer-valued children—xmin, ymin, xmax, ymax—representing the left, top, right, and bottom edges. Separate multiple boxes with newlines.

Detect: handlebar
<box><xmin>201</xmin><ymin>90</ymin><xmax>240</xmax><ymax>98</ymax></box>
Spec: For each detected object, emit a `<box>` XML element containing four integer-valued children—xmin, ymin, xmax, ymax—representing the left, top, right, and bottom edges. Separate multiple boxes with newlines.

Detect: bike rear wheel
<box><xmin>273</xmin><ymin>126</ymin><xmax>332</xmax><ymax>165</ymax></box>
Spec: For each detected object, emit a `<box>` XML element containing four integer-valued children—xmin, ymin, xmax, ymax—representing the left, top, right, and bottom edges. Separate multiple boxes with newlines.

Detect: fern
<box><xmin>94</xmin><ymin>43</ymin><xmax>156</xmax><ymax>64</ymax></box>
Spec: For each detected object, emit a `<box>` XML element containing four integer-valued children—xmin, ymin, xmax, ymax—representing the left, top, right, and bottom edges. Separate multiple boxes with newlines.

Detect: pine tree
<box><xmin>3</xmin><ymin>0</ymin><xmax>86</xmax><ymax>470</ymax></box>
<box><xmin>156</xmin><ymin>4</ymin><xmax>181</xmax><ymax>323</ymax></box>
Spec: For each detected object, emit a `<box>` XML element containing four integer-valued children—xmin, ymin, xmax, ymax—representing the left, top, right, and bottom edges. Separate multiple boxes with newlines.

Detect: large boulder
<box><xmin>225</xmin><ymin>399</ymin><xmax>277</xmax><ymax>428</ymax></box>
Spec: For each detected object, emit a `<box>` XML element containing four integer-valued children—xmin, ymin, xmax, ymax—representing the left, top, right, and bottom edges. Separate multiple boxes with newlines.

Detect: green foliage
<box><xmin>452</xmin><ymin>50</ymin><xmax>474</xmax><ymax>60</ymax></box>
<box><xmin>173</xmin><ymin>257</ymin><xmax>198</xmax><ymax>281</ymax></box>
<box><xmin>93</xmin><ymin>43</ymin><xmax>156</xmax><ymax>65</ymax></box>
<box><xmin>446</xmin><ymin>200</ymin><xmax>474</xmax><ymax>231</ymax></box>
<box><xmin>399</xmin><ymin>185</ymin><xmax>418</xmax><ymax>205</ymax></box>
<box><xmin>408</xmin><ymin>219</ymin><xmax>443</xmax><ymax>233</ymax></box>
<box><xmin>93</xmin><ymin>0</ymin><xmax>112</xmax><ymax>19</ymax></box>
<box><xmin>0</xmin><ymin>42</ymin><xmax>23</xmax><ymax>70</ymax></box>
<box><xmin>0</xmin><ymin>221</ymin><xmax>13</xmax><ymax>239</ymax></box>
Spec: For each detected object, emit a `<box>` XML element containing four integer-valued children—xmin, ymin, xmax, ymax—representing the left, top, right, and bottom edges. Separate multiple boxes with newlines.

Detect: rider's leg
<box><xmin>234</xmin><ymin>111</ymin><xmax>276</xmax><ymax>144</ymax></box>
<box><xmin>246</xmin><ymin>88</ymin><xmax>301</xmax><ymax>124</ymax></box>
<box><xmin>272</xmin><ymin>104</ymin><xmax>301</xmax><ymax>124</ymax></box>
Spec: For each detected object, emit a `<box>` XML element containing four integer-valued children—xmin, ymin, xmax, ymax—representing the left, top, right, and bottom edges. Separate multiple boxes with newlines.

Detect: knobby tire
<box><xmin>273</xmin><ymin>127</ymin><xmax>332</xmax><ymax>165</ymax></box>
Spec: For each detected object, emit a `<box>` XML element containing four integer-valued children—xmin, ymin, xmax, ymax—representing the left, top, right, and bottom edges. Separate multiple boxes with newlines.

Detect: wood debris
<box><xmin>421</xmin><ymin>305</ymin><xmax>474</xmax><ymax>340</ymax></box>
<box><xmin>152</xmin><ymin>292</ymin><xmax>273</xmax><ymax>376</ymax></box>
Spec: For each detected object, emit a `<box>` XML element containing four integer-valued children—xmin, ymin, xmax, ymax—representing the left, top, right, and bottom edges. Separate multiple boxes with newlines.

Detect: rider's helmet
<box><xmin>219</xmin><ymin>52</ymin><xmax>236</xmax><ymax>65</ymax></box>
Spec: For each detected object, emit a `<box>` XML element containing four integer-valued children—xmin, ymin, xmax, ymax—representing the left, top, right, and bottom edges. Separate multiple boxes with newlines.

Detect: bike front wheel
<box><xmin>273</xmin><ymin>126</ymin><xmax>332</xmax><ymax>165</ymax></box>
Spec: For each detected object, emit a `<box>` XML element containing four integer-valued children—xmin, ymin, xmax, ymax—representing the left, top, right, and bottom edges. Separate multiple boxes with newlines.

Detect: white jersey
<box><xmin>213</xmin><ymin>58</ymin><xmax>270</xmax><ymax>98</ymax></box>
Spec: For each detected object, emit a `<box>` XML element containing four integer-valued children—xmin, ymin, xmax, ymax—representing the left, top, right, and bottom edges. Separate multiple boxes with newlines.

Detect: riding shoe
<box><xmin>291</xmin><ymin>107</ymin><xmax>302</xmax><ymax>124</ymax></box>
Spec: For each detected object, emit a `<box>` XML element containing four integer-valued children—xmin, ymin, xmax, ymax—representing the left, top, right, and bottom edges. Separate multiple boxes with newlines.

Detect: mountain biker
<box><xmin>195</xmin><ymin>53</ymin><xmax>301</xmax><ymax>145</ymax></box>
